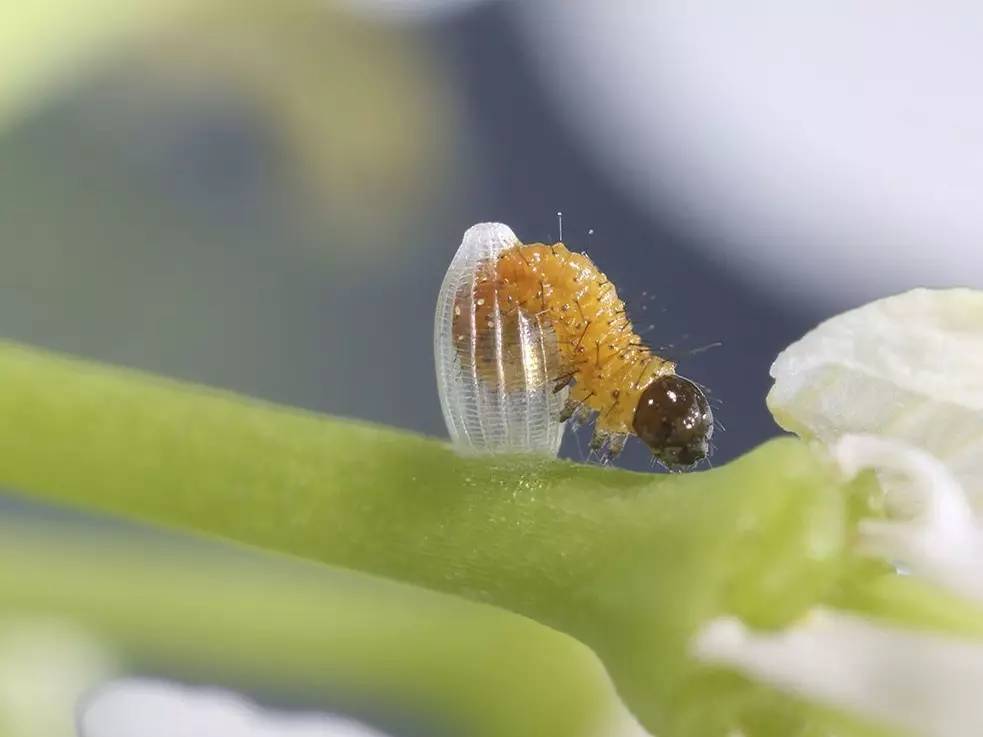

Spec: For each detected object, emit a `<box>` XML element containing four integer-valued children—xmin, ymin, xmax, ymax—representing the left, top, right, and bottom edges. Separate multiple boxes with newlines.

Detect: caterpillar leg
<box><xmin>589</xmin><ymin>430</ymin><xmax>629</xmax><ymax>464</ymax></box>
<box><xmin>570</xmin><ymin>404</ymin><xmax>595</xmax><ymax>429</ymax></box>
<box><xmin>603</xmin><ymin>433</ymin><xmax>628</xmax><ymax>462</ymax></box>
<box><xmin>589</xmin><ymin>429</ymin><xmax>609</xmax><ymax>453</ymax></box>
<box><xmin>558</xmin><ymin>396</ymin><xmax>579</xmax><ymax>423</ymax></box>
<box><xmin>558</xmin><ymin>394</ymin><xmax>597</xmax><ymax>426</ymax></box>
<box><xmin>553</xmin><ymin>373</ymin><xmax>575</xmax><ymax>394</ymax></box>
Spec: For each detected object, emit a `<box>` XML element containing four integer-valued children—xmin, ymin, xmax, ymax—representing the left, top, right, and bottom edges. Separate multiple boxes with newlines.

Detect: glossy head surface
<box><xmin>632</xmin><ymin>374</ymin><xmax>713</xmax><ymax>470</ymax></box>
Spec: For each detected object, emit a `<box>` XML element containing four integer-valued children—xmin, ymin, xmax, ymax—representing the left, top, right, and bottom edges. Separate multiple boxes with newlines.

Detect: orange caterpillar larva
<box><xmin>436</xmin><ymin>223</ymin><xmax>713</xmax><ymax>469</ymax></box>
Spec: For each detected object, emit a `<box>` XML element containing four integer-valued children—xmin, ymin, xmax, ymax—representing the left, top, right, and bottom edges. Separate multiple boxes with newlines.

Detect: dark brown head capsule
<box><xmin>632</xmin><ymin>375</ymin><xmax>713</xmax><ymax>470</ymax></box>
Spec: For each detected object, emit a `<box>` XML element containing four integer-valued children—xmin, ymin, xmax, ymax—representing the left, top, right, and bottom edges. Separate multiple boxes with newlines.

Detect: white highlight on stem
<box><xmin>695</xmin><ymin>608</ymin><xmax>983</xmax><ymax>737</ymax></box>
<box><xmin>832</xmin><ymin>433</ymin><xmax>983</xmax><ymax>602</ymax></box>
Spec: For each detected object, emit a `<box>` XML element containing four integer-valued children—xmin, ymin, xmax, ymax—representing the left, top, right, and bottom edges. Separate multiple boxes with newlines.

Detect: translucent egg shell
<box><xmin>434</xmin><ymin>223</ymin><xmax>569</xmax><ymax>455</ymax></box>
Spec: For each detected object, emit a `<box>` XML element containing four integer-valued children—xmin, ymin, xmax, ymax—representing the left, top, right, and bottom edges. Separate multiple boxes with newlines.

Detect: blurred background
<box><xmin>6</xmin><ymin>1</ymin><xmax>983</xmax><ymax>470</ymax></box>
<box><xmin>4</xmin><ymin>2</ymin><xmax>983</xmax><ymax>735</ymax></box>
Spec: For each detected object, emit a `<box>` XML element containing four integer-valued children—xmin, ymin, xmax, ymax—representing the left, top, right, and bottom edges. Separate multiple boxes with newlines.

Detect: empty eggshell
<box><xmin>433</xmin><ymin>223</ymin><xmax>568</xmax><ymax>456</ymax></box>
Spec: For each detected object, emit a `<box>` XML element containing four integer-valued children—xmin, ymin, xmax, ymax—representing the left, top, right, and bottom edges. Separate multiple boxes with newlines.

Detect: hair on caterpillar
<box><xmin>435</xmin><ymin>222</ymin><xmax>715</xmax><ymax>470</ymax></box>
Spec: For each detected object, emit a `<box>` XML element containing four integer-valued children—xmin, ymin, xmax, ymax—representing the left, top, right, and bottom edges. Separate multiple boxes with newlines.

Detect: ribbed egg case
<box><xmin>434</xmin><ymin>223</ymin><xmax>568</xmax><ymax>456</ymax></box>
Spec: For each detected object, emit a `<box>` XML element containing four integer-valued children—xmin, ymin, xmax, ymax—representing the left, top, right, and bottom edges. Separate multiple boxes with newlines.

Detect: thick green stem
<box><xmin>0</xmin><ymin>341</ymin><xmax>976</xmax><ymax>737</ymax></box>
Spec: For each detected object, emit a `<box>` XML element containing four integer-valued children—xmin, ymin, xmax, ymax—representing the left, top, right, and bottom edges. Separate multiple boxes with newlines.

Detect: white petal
<box><xmin>768</xmin><ymin>288</ymin><xmax>983</xmax><ymax>512</ymax></box>
<box><xmin>833</xmin><ymin>434</ymin><xmax>983</xmax><ymax>602</ymax></box>
<box><xmin>695</xmin><ymin>608</ymin><xmax>983</xmax><ymax>737</ymax></box>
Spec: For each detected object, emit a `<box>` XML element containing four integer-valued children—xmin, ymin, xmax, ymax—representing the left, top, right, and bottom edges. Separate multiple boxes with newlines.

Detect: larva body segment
<box><xmin>435</xmin><ymin>222</ymin><xmax>714</xmax><ymax>468</ymax></box>
<box><xmin>434</xmin><ymin>223</ymin><xmax>569</xmax><ymax>456</ymax></box>
<box><xmin>490</xmin><ymin>242</ymin><xmax>674</xmax><ymax>440</ymax></box>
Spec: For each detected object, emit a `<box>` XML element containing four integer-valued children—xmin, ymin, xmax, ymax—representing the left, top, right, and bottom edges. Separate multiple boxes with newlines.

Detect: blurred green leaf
<box><xmin>0</xmin><ymin>1</ymin><xmax>456</xmax><ymax>259</ymax></box>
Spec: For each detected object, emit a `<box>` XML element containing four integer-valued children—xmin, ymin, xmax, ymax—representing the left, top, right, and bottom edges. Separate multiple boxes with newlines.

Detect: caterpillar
<box><xmin>434</xmin><ymin>222</ymin><xmax>713</xmax><ymax>469</ymax></box>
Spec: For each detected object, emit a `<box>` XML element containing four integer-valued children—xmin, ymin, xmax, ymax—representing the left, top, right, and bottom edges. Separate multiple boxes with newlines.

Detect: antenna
<box><xmin>557</xmin><ymin>211</ymin><xmax>563</xmax><ymax>242</ymax></box>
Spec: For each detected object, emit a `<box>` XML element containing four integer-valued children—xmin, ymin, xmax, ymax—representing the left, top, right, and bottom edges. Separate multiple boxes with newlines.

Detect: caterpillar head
<box><xmin>632</xmin><ymin>374</ymin><xmax>713</xmax><ymax>470</ymax></box>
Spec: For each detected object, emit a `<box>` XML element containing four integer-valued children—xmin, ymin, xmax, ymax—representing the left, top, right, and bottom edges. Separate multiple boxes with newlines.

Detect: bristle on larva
<box><xmin>436</xmin><ymin>223</ymin><xmax>713</xmax><ymax>469</ymax></box>
<box><xmin>456</xmin><ymin>242</ymin><xmax>673</xmax><ymax>439</ymax></box>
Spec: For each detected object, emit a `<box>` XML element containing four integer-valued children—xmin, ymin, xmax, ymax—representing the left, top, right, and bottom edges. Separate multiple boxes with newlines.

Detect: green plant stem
<box><xmin>0</xmin><ymin>341</ymin><xmax>977</xmax><ymax>736</ymax></box>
